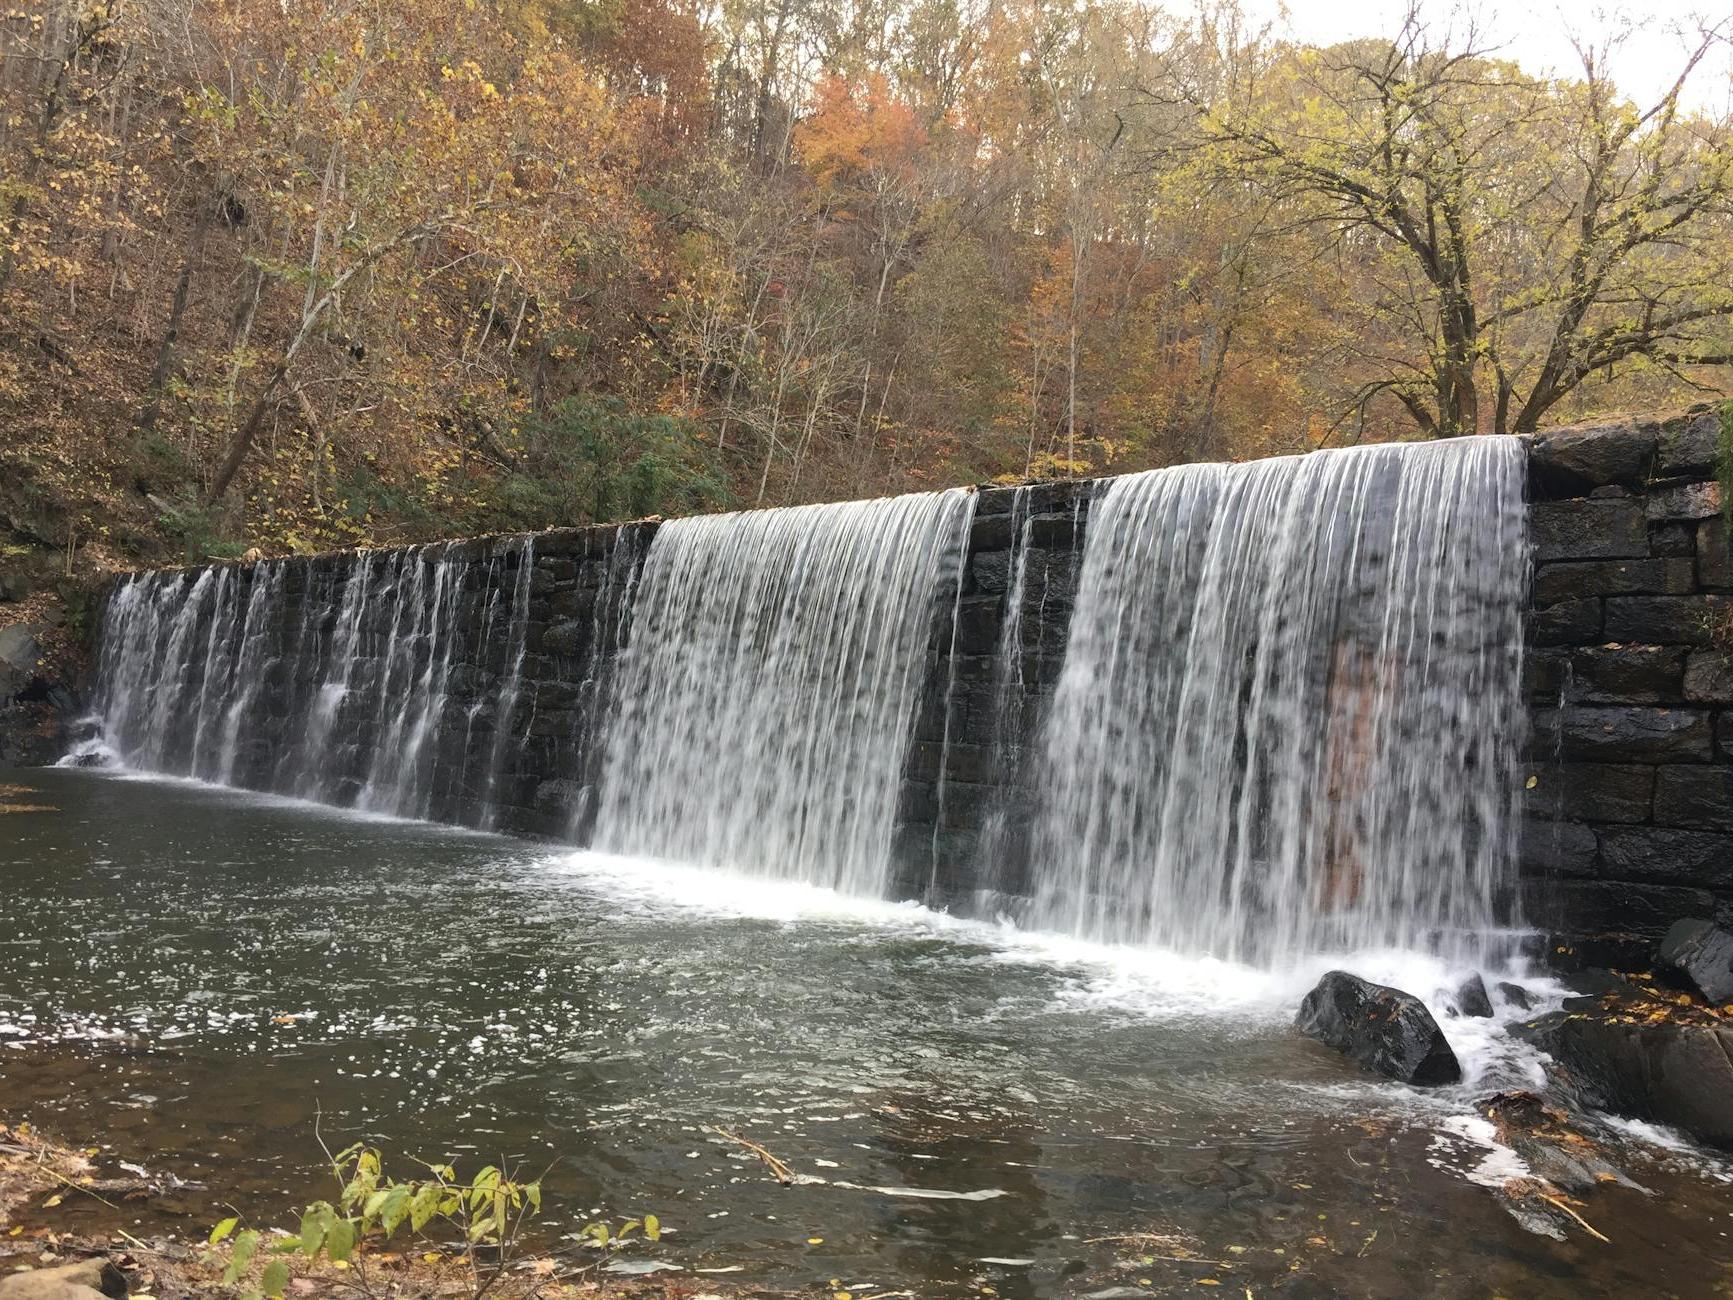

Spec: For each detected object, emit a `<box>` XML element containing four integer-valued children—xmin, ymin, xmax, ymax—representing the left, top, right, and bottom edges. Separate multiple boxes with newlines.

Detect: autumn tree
<box><xmin>1202</xmin><ymin>8</ymin><xmax>1733</xmax><ymax>436</ymax></box>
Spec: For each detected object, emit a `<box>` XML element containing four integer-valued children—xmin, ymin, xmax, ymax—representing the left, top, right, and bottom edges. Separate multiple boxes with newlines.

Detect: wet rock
<box><xmin>1652</xmin><ymin>767</ymin><xmax>1733</xmax><ymax>832</ymax></box>
<box><xmin>541</xmin><ymin>620</ymin><xmax>588</xmax><ymax>655</ymax></box>
<box><xmin>1476</xmin><ymin>1090</ymin><xmax>1641</xmax><ymax>1195</ymax></box>
<box><xmin>1598</xmin><ymin>826</ymin><xmax>1733</xmax><ymax>887</ymax></box>
<box><xmin>0</xmin><ymin>1257</ymin><xmax>126</xmax><ymax>1300</ymax></box>
<box><xmin>1517</xmin><ymin>1008</ymin><xmax>1733</xmax><ymax>1149</ymax></box>
<box><xmin>1527</xmin><ymin>598</ymin><xmax>1602</xmax><ymax>646</ymax></box>
<box><xmin>1656</xmin><ymin>411</ymin><xmax>1720</xmax><ymax>477</ymax></box>
<box><xmin>1528</xmin><ymin>423</ymin><xmax>1656</xmax><ymax>497</ymax></box>
<box><xmin>1560</xmin><ymin>644</ymin><xmax>1688</xmax><ymax>704</ymax></box>
<box><xmin>1495</xmin><ymin>981</ymin><xmax>1535</xmax><ymax>1011</ymax></box>
<box><xmin>1646</xmin><ymin>480</ymin><xmax>1722</xmax><ymax>523</ymax></box>
<box><xmin>1524</xmin><ymin>765</ymin><xmax>1654</xmax><ymax>826</ymax></box>
<box><xmin>1547</xmin><ymin>705</ymin><xmax>1712</xmax><ymax>762</ymax></box>
<box><xmin>1683</xmin><ymin>650</ymin><xmax>1733</xmax><ymax>703</ymax></box>
<box><xmin>1529</xmin><ymin>499</ymin><xmax>1648</xmax><ymax>562</ymax></box>
<box><xmin>1517</xmin><ymin>817</ymin><xmax>1598</xmax><ymax>875</ymax></box>
<box><xmin>1558</xmin><ymin>967</ymin><xmax>1629</xmax><ymax>999</ymax></box>
<box><xmin>1524</xmin><ymin>878</ymin><xmax>1717</xmax><ymax>943</ymax></box>
<box><xmin>1656</xmin><ymin>918</ymin><xmax>1733</xmax><ymax>1004</ymax></box>
<box><xmin>533</xmin><ymin>778</ymin><xmax>582</xmax><ymax>816</ymax></box>
<box><xmin>1532</xmin><ymin>559</ymin><xmax>1694</xmax><ymax>604</ymax></box>
<box><xmin>1452</xmin><ymin>973</ymin><xmax>1494</xmax><ymax>1018</ymax></box>
<box><xmin>1604</xmin><ymin>595</ymin><xmax>1731</xmax><ymax>646</ymax></box>
<box><xmin>1294</xmin><ymin>970</ymin><xmax>1462</xmax><ymax>1085</ymax></box>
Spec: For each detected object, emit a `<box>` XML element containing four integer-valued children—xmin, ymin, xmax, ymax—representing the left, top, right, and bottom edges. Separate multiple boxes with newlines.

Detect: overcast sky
<box><xmin>1236</xmin><ymin>0</ymin><xmax>1733</xmax><ymax>113</ymax></box>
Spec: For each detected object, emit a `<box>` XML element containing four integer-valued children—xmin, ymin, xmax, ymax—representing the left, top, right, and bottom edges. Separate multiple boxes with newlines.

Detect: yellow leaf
<box><xmin>42</xmin><ymin>1196</ymin><xmax>62</xmax><ymax>1208</ymax></box>
<box><xmin>806</xmin><ymin>1237</ymin><xmax>823</xmax><ymax>1245</ymax></box>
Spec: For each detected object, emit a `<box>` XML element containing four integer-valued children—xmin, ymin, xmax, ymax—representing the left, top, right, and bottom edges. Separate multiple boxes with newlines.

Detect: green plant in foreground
<box><xmin>206</xmin><ymin>1144</ymin><xmax>659</xmax><ymax>1300</ymax></box>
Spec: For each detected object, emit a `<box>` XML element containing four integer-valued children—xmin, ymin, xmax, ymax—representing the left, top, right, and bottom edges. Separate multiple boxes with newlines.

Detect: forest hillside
<box><xmin>2</xmin><ymin>0</ymin><xmax>1731</xmax><ymax>576</ymax></box>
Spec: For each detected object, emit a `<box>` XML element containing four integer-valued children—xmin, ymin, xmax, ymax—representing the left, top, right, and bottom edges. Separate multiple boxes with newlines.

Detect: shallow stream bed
<box><xmin>3</xmin><ymin>769</ymin><xmax>1730</xmax><ymax>1297</ymax></box>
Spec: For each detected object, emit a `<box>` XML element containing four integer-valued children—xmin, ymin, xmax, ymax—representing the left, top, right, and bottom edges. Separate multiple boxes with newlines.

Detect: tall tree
<box><xmin>1202</xmin><ymin>7</ymin><xmax>1733</xmax><ymax>436</ymax></box>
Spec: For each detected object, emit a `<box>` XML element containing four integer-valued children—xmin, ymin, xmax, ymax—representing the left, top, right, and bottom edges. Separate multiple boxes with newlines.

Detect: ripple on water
<box><xmin>3</xmin><ymin>768</ymin><xmax>1732</xmax><ymax>1299</ymax></box>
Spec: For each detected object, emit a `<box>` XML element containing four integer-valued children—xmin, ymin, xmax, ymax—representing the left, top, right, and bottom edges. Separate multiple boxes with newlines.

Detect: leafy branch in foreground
<box><xmin>205</xmin><ymin>1144</ymin><xmax>659</xmax><ymax>1300</ymax></box>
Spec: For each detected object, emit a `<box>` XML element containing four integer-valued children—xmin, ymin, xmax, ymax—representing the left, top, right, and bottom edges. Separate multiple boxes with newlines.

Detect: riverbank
<box><xmin>0</xmin><ymin>1120</ymin><xmax>750</xmax><ymax>1300</ymax></box>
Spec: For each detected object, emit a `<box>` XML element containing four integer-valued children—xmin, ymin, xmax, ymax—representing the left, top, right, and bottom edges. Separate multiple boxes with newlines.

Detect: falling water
<box><xmin>81</xmin><ymin>540</ymin><xmax>555</xmax><ymax>827</ymax></box>
<box><xmin>1023</xmin><ymin>437</ymin><xmax>1528</xmax><ymax>965</ymax></box>
<box><xmin>478</xmin><ymin>537</ymin><xmax>537</xmax><ymax>828</ymax></box>
<box><xmin>590</xmin><ymin>490</ymin><xmax>976</xmax><ymax>894</ymax></box>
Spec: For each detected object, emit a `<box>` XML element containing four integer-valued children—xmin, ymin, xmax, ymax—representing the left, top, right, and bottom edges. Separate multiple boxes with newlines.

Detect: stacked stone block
<box><xmin>1522</xmin><ymin>410</ymin><xmax>1733</xmax><ymax>940</ymax></box>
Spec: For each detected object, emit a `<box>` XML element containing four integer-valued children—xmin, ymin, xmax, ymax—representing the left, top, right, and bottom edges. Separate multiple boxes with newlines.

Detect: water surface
<box><xmin>3</xmin><ymin>769</ymin><xmax>1729</xmax><ymax>1297</ymax></box>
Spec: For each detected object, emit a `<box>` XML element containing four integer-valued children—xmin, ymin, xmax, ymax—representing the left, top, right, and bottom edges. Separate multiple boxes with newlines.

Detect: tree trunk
<box><xmin>133</xmin><ymin>202</ymin><xmax>210</xmax><ymax>438</ymax></box>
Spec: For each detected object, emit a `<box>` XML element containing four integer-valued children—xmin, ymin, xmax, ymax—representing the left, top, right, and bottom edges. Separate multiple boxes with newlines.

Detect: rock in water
<box><xmin>1496</xmin><ymin>981</ymin><xmax>1535</xmax><ymax>1011</ymax></box>
<box><xmin>1453</xmin><ymin>972</ymin><xmax>1494</xmax><ymax>1018</ymax></box>
<box><xmin>1295</xmin><ymin>970</ymin><xmax>1463</xmax><ymax>1085</ymax></box>
<box><xmin>1656</xmin><ymin>918</ymin><xmax>1733</xmax><ymax>1005</ymax></box>
<box><xmin>1519</xmin><ymin>1011</ymin><xmax>1733</xmax><ymax>1149</ymax></box>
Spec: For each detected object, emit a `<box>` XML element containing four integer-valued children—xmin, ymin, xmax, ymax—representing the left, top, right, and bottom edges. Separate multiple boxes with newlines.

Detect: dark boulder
<box><xmin>1527</xmin><ymin>423</ymin><xmax>1656</xmax><ymax>497</ymax></box>
<box><xmin>1496</xmin><ymin>981</ymin><xmax>1535</xmax><ymax>1010</ymax></box>
<box><xmin>1518</xmin><ymin>1009</ymin><xmax>1733</xmax><ymax>1149</ymax></box>
<box><xmin>1605</xmin><ymin>595</ymin><xmax>1731</xmax><ymax>646</ymax></box>
<box><xmin>1529</xmin><ymin>498</ymin><xmax>1647</xmax><ymax>562</ymax></box>
<box><xmin>1452</xmin><ymin>973</ymin><xmax>1494</xmax><ymax>1018</ymax></box>
<box><xmin>1656</xmin><ymin>411</ymin><xmax>1719</xmax><ymax>477</ymax></box>
<box><xmin>1656</xmin><ymin>918</ymin><xmax>1733</xmax><ymax>1004</ymax></box>
<box><xmin>1295</xmin><ymin>970</ymin><xmax>1462</xmax><ymax>1085</ymax></box>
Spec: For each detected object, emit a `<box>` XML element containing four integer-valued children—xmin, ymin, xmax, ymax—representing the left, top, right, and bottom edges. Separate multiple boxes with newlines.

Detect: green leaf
<box><xmin>644</xmin><ymin>1213</ymin><xmax>660</xmax><ymax>1242</ymax></box>
<box><xmin>300</xmin><ymin>1205</ymin><xmax>332</xmax><ymax>1258</ymax></box>
<box><xmin>325</xmin><ymin>1218</ymin><xmax>356</xmax><ymax>1264</ymax></box>
<box><xmin>259</xmin><ymin>1259</ymin><xmax>289</xmax><ymax>1299</ymax></box>
<box><xmin>410</xmin><ymin>1184</ymin><xmax>443</xmax><ymax>1232</ymax></box>
<box><xmin>210</xmin><ymin>1217</ymin><xmax>239</xmax><ymax>1245</ymax></box>
<box><xmin>380</xmin><ymin>1184</ymin><xmax>412</xmax><ymax>1237</ymax></box>
<box><xmin>223</xmin><ymin>1230</ymin><xmax>259</xmax><ymax>1286</ymax></box>
<box><xmin>525</xmin><ymin>1183</ymin><xmax>542</xmax><ymax>1214</ymax></box>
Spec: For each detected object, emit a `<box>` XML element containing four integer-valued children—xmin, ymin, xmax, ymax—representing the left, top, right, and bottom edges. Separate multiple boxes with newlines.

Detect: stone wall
<box><xmin>892</xmin><ymin>482</ymin><xmax>1090</xmax><ymax>903</ymax></box>
<box><xmin>1521</xmin><ymin>410</ymin><xmax>1732</xmax><ymax>943</ymax></box>
<box><xmin>64</xmin><ymin>414</ymin><xmax>1733</xmax><ymax>944</ymax></box>
<box><xmin>74</xmin><ymin>523</ymin><xmax>657</xmax><ymax>839</ymax></box>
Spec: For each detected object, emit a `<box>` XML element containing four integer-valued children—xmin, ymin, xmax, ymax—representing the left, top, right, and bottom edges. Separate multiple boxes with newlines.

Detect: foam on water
<box><xmin>541</xmin><ymin>845</ymin><xmax>1556</xmax><ymax>1058</ymax></box>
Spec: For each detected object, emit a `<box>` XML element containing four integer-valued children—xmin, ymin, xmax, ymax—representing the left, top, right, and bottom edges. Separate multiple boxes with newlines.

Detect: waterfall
<box><xmin>1022</xmin><ymin>437</ymin><xmax>1529</xmax><ymax>965</ymax></box>
<box><xmin>590</xmin><ymin>489</ymin><xmax>976</xmax><ymax>895</ymax></box>
<box><xmin>80</xmin><ymin>540</ymin><xmax>551</xmax><ymax>827</ymax></box>
<box><xmin>75</xmin><ymin>439</ymin><xmax>1528</xmax><ymax>960</ymax></box>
